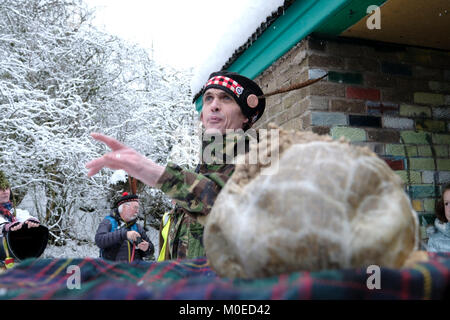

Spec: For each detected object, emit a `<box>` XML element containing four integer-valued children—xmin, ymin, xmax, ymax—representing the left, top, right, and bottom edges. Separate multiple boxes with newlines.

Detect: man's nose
<box><xmin>209</xmin><ymin>98</ymin><xmax>221</xmax><ymax>111</ymax></box>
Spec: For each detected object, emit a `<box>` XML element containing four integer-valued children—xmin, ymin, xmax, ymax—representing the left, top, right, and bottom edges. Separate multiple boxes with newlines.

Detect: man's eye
<box><xmin>204</xmin><ymin>96</ymin><xmax>213</xmax><ymax>102</ymax></box>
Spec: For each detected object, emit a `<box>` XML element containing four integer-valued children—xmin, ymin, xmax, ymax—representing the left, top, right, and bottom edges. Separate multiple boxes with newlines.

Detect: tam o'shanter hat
<box><xmin>0</xmin><ymin>171</ymin><xmax>10</xmax><ymax>190</ymax></box>
<box><xmin>115</xmin><ymin>192</ymin><xmax>138</xmax><ymax>208</ymax></box>
<box><xmin>196</xmin><ymin>71</ymin><xmax>266</xmax><ymax>127</ymax></box>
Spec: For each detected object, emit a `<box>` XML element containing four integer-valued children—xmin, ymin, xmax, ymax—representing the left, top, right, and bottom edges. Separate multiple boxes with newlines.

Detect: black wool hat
<box><xmin>197</xmin><ymin>71</ymin><xmax>266</xmax><ymax>128</ymax></box>
<box><xmin>115</xmin><ymin>192</ymin><xmax>138</xmax><ymax>208</ymax></box>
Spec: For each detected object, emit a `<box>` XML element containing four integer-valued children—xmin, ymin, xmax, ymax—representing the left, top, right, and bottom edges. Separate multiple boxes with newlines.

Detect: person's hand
<box><xmin>24</xmin><ymin>219</ymin><xmax>40</xmax><ymax>228</ymax></box>
<box><xmin>9</xmin><ymin>222</ymin><xmax>23</xmax><ymax>232</ymax></box>
<box><xmin>127</xmin><ymin>230</ymin><xmax>140</xmax><ymax>242</ymax></box>
<box><xmin>137</xmin><ymin>240</ymin><xmax>149</xmax><ymax>252</ymax></box>
<box><xmin>85</xmin><ymin>133</ymin><xmax>165</xmax><ymax>187</ymax></box>
<box><xmin>86</xmin><ymin>133</ymin><xmax>147</xmax><ymax>178</ymax></box>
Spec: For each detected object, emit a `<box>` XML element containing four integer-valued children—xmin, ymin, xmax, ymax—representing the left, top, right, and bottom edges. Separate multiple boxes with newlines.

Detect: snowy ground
<box><xmin>42</xmin><ymin>227</ymin><xmax>159</xmax><ymax>260</ymax></box>
<box><xmin>42</xmin><ymin>241</ymin><xmax>100</xmax><ymax>259</ymax></box>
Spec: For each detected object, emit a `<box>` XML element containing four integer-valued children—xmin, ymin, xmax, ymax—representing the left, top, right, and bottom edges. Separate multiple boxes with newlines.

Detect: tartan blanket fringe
<box><xmin>0</xmin><ymin>252</ymin><xmax>448</xmax><ymax>300</ymax></box>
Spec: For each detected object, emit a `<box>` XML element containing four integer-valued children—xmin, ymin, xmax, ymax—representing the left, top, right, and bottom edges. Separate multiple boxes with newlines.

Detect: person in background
<box><xmin>0</xmin><ymin>171</ymin><xmax>41</xmax><ymax>269</ymax></box>
<box><xmin>427</xmin><ymin>183</ymin><xmax>450</xmax><ymax>252</ymax></box>
<box><xmin>95</xmin><ymin>192</ymin><xmax>154</xmax><ymax>262</ymax></box>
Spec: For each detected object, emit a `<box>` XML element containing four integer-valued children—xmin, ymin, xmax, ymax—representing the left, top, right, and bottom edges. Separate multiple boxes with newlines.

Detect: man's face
<box><xmin>119</xmin><ymin>201</ymin><xmax>139</xmax><ymax>222</ymax></box>
<box><xmin>200</xmin><ymin>88</ymin><xmax>248</xmax><ymax>134</ymax></box>
<box><xmin>444</xmin><ymin>190</ymin><xmax>450</xmax><ymax>222</ymax></box>
<box><xmin>0</xmin><ymin>188</ymin><xmax>10</xmax><ymax>204</ymax></box>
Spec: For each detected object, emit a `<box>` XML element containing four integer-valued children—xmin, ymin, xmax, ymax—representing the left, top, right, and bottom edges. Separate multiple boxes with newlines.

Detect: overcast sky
<box><xmin>86</xmin><ymin>0</ymin><xmax>251</xmax><ymax>70</ymax></box>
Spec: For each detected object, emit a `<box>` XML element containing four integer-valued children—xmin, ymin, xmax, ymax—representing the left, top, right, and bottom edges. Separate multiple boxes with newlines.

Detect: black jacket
<box><xmin>95</xmin><ymin>214</ymin><xmax>154</xmax><ymax>262</ymax></box>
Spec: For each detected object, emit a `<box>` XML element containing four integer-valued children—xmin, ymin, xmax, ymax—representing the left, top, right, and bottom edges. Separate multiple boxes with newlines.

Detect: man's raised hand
<box><xmin>86</xmin><ymin>133</ymin><xmax>165</xmax><ymax>187</ymax></box>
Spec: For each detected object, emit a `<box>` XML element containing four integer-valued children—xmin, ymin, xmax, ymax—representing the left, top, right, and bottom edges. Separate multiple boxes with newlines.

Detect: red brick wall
<box><xmin>252</xmin><ymin>35</ymin><xmax>450</xmax><ymax>235</ymax></box>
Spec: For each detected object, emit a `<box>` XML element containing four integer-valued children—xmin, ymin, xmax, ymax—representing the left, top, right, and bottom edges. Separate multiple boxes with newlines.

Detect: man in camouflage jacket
<box><xmin>86</xmin><ymin>71</ymin><xmax>266</xmax><ymax>260</ymax></box>
<box><xmin>156</xmin><ymin>138</ymin><xmax>243</xmax><ymax>259</ymax></box>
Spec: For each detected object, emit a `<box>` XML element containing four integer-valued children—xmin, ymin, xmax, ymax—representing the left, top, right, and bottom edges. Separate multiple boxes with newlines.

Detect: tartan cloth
<box><xmin>0</xmin><ymin>252</ymin><xmax>448</xmax><ymax>300</ymax></box>
<box><xmin>204</xmin><ymin>76</ymin><xmax>244</xmax><ymax>97</ymax></box>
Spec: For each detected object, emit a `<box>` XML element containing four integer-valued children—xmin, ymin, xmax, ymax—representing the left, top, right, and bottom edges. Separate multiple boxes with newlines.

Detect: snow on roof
<box><xmin>190</xmin><ymin>0</ymin><xmax>286</xmax><ymax>100</ymax></box>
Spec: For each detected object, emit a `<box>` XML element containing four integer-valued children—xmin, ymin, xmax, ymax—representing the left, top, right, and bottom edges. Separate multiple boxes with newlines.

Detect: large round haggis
<box><xmin>204</xmin><ymin>125</ymin><xmax>419</xmax><ymax>279</ymax></box>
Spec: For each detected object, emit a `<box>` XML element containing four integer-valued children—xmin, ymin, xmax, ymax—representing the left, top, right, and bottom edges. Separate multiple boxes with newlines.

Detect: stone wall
<box><xmin>252</xmin><ymin>35</ymin><xmax>450</xmax><ymax>234</ymax></box>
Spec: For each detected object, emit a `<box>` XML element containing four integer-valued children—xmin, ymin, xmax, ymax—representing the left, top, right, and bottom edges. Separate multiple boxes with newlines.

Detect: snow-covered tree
<box><xmin>0</xmin><ymin>0</ymin><xmax>200</xmax><ymax>249</ymax></box>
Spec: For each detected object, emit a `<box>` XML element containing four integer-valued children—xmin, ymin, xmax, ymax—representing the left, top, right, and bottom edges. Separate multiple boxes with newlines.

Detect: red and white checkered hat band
<box><xmin>204</xmin><ymin>76</ymin><xmax>244</xmax><ymax>97</ymax></box>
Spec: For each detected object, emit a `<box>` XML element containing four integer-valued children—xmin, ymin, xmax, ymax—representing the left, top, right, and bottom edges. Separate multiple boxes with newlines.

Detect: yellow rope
<box><xmin>127</xmin><ymin>241</ymin><xmax>131</xmax><ymax>262</ymax></box>
<box><xmin>2</xmin><ymin>237</ymin><xmax>10</xmax><ymax>258</ymax></box>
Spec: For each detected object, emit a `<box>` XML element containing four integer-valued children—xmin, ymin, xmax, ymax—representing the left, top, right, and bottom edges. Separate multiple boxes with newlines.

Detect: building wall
<box><xmin>252</xmin><ymin>35</ymin><xmax>450</xmax><ymax>234</ymax></box>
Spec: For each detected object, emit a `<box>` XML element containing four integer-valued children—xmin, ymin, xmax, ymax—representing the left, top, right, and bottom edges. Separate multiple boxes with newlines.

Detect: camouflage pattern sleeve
<box><xmin>155</xmin><ymin>162</ymin><xmax>234</xmax><ymax>215</ymax></box>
